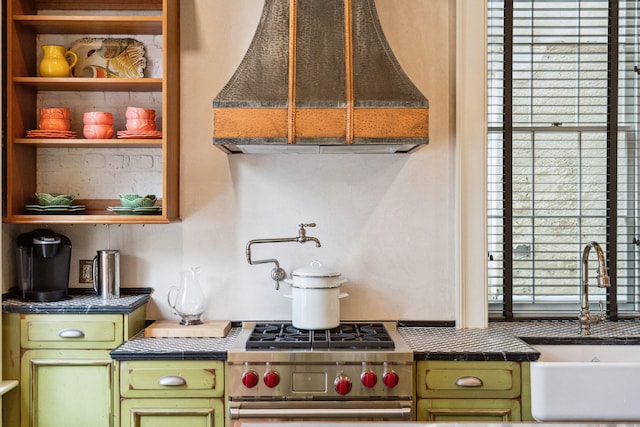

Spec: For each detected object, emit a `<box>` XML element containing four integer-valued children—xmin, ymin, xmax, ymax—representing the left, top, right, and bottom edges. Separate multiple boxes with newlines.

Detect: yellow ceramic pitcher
<box><xmin>39</xmin><ymin>45</ymin><xmax>78</xmax><ymax>77</ymax></box>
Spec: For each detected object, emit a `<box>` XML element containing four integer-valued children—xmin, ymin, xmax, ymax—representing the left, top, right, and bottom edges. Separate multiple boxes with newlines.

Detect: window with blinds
<box><xmin>488</xmin><ymin>0</ymin><xmax>640</xmax><ymax>318</ymax></box>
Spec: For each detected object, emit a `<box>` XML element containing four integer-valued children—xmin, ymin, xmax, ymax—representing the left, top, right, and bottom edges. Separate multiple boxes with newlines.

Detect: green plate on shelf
<box><xmin>107</xmin><ymin>206</ymin><xmax>162</xmax><ymax>215</ymax></box>
<box><xmin>25</xmin><ymin>205</ymin><xmax>86</xmax><ymax>214</ymax></box>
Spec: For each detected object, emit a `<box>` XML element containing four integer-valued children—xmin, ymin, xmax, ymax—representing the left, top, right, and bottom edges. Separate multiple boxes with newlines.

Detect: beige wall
<box><xmin>3</xmin><ymin>0</ymin><xmax>489</xmax><ymax>326</ymax></box>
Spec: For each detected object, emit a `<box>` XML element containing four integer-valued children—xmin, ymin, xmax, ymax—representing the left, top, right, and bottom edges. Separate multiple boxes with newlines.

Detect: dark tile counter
<box><xmin>5</xmin><ymin>299</ymin><xmax>638</xmax><ymax>362</ymax></box>
<box><xmin>110</xmin><ymin>327</ymin><xmax>241</xmax><ymax>361</ymax></box>
<box><xmin>2</xmin><ymin>288</ymin><xmax>152</xmax><ymax>314</ymax></box>
<box><xmin>400</xmin><ymin>319</ymin><xmax>640</xmax><ymax>362</ymax></box>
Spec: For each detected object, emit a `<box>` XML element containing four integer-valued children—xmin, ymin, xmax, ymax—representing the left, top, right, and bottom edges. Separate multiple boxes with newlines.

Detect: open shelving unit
<box><xmin>4</xmin><ymin>0</ymin><xmax>180</xmax><ymax>224</ymax></box>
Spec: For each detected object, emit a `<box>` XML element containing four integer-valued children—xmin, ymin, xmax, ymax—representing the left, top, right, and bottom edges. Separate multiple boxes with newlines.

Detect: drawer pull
<box><xmin>455</xmin><ymin>376</ymin><xmax>483</xmax><ymax>387</ymax></box>
<box><xmin>158</xmin><ymin>375</ymin><xmax>187</xmax><ymax>386</ymax></box>
<box><xmin>58</xmin><ymin>328</ymin><xmax>85</xmax><ymax>338</ymax></box>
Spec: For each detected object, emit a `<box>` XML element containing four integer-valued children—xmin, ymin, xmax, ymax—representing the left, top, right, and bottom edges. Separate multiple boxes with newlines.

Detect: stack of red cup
<box><xmin>83</xmin><ymin>112</ymin><xmax>114</xmax><ymax>139</ymax></box>
<box><xmin>39</xmin><ymin>107</ymin><xmax>71</xmax><ymax>131</ymax></box>
<box><xmin>125</xmin><ymin>107</ymin><xmax>156</xmax><ymax>131</ymax></box>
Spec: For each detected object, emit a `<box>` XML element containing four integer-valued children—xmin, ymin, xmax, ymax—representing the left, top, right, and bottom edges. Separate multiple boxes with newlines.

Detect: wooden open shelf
<box><xmin>10</xmin><ymin>199</ymin><xmax>170</xmax><ymax>225</ymax></box>
<box><xmin>13</xmin><ymin>15</ymin><xmax>163</xmax><ymax>35</ymax></box>
<box><xmin>35</xmin><ymin>0</ymin><xmax>162</xmax><ymax>10</ymax></box>
<box><xmin>12</xmin><ymin>77</ymin><xmax>163</xmax><ymax>92</ymax></box>
<box><xmin>14</xmin><ymin>138</ymin><xmax>163</xmax><ymax>148</ymax></box>
<box><xmin>4</xmin><ymin>0</ymin><xmax>180</xmax><ymax>225</ymax></box>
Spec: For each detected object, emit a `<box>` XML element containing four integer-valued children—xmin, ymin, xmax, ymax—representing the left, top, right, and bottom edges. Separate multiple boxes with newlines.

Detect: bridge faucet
<box><xmin>246</xmin><ymin>223</ymin><xmax>321</xmax><ymax>290</ymax></box>
<box><xmin>578</xmin><ymin>241</ymin><xmax>610</xmax><ymax>335</ymax></box>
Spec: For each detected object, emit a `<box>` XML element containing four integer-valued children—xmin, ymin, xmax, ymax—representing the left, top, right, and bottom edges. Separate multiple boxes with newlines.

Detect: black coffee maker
<box><xmin>16</xmin><ymin>229</ymin><xmax>72</xmax><ymax>302</ymax></box>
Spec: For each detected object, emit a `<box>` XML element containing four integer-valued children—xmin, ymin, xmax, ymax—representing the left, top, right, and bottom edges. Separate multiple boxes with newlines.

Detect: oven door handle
<box><xmin>230</xmin><ymin>406</ymin><xmax>412</xmax><ymax>419</ymax></box>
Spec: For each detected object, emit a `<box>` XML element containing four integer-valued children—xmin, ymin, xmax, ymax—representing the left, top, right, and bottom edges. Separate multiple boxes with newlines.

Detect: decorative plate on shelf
<box><xmin>70</xmin><ymin>37</ymin><xmax>146</xmax><ymax>78</ymax></box>
<box><xmin>26</xmin><ymin>130</ymin><xmax>77</xmax><ymax>138</ymax></box>
<box><xmin>117</xmin><ymin>130</ymin><xmax>162</xmax><ymax>139</ymax></box>
<box><xmin>107</xmin><ymin>206</ymin><xmax>162</xmax><ymax>215</ymax></box>
<box><xmin>25</xmin><ymin>204</ymin><xmax>86</xmax><ymax>214</ymax></box>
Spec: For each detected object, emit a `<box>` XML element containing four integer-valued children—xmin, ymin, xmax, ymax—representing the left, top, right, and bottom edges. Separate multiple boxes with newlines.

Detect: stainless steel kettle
<box><xmin>93</xmin><ymin>250</ymin><xmax>120</xmax><ymax>300</ymax></box>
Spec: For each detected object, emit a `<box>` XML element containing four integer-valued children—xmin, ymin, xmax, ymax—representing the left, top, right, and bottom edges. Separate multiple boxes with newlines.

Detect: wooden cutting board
<box><xmin>144</xmin><ymin>320</ymin><xmax>231</xmax><ymax>338</ymax></box>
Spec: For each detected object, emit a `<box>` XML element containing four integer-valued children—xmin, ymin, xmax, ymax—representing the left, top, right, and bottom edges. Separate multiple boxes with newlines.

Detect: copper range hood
<box><xmin>212</xmin><ymin>0</ymin><xmax>429</xmax><ymax>154</ymax></box>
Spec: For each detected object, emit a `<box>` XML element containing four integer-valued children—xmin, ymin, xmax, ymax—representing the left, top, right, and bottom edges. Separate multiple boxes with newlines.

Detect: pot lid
<box><xmin>292</xmin><ymin>260</ymin><xmax>341</xmax><ymax>278</ymax></box>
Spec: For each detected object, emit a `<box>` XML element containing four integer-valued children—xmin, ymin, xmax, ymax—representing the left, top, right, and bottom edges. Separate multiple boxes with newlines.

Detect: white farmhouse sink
<box><xmin>530</xmin><ymin>345</ymin><xmax>640</xmax><ymax>422</ymax></box>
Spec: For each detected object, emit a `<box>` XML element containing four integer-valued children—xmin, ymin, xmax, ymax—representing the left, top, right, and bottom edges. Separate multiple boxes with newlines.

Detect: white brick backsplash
<box><xmin>37</xmin><ymin>148</ymin><xmax>162</xmax><ymax>199</ymax></box>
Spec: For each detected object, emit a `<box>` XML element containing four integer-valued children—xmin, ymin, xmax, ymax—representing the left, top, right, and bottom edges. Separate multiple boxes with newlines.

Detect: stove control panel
<box><xmin>229</xmin><ymin>361</ymin><xmax>412</xmax><ymax>399</ymax></box>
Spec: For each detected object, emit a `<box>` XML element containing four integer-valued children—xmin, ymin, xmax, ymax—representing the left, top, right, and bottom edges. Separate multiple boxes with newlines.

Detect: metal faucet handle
<box><xmin>271</xmin><ymin>267</ymin><xmax>286</xmax><ymax>290</ymax></box>
<box><xmin>298</xmin><ymin>223</ymin><xmax>316</xmax><ymax>238</ymax></box>
<box><xmin>598</xmin><ymin>300</ymin><xmax>606</xmax><ymax>320</ymax></box>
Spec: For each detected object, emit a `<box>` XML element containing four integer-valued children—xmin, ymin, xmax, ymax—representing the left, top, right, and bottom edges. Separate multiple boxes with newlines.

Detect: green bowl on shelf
<box><xmin>35</xmin><ymin>192</ymin><xmax>75</xmax><ymax>206</ymax></box>
<box><xmin>119</xmin><ymin>193</ymin><xmax>157</xmax><ymax>208</ymax></box>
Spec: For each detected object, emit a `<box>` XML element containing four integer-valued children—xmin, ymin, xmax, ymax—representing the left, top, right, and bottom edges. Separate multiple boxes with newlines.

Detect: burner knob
<box><xmin>383</xmin><ymin>370</ymin><xmax>400</xmax><ymax>389</ymax></box>
<box><xmin>241</xmin><ymin>370</ymin><xmax>259</xmax><ymax>388</ymax></box>
<box><xmin>263</xmin><ymin>370</ymin><xmax>280</xmax><ymax>388</ymax></box>
<box><xmin>334</xmin><ymin>374</ymin><xmax>352</xmax><ymax>395</ymax></box>
<box><xmin>360</xmin><ymin>370</ymin><xmax>378</xmax><ymax>388</ymax></box>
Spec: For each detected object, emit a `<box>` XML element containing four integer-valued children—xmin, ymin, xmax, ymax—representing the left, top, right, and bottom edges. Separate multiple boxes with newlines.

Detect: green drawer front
<box><xmin>120</xmin><ymin>360</ymin><xmax>225</xmax><ymax>398</ymax></box>
<box><xmin>21</xmin><ymin>314</ymin><xmax>123</xmax><ymax>349</ymax></box>
<box><xmin>417</xmin><ymin>361</ymin><xmax>520</xmax><ymax>398</ymax></box>
<box><xmin>121</xmin><ymin>398</ymin><xmax>224</xmax><ymax>427</ymax></box>
<box><xmin>417</xmin><ymin>398</ymin><xmax>521</xmax><ymax>422</ymax></box>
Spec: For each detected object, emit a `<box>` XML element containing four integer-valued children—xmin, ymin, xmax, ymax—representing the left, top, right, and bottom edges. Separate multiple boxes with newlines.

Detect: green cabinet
<box><xmin>415</xmin><ymin>360</ymin><xmax>523</xmax><ymax>422</ymax></box>
<box><xmin>21</xmin><ymin>349</ymin><xmax>117</xmax><ymax>427</ymax></box>
<box><xmin>2</xmin><ymin>308</ymin><xmax>146</xmax><ymax>427</ymax></box>
<box><xmin>120</xmin><ymin>399</ymin><xmax>223</xmax><ymax>427</ymax></box>
<box><xmin>119</xmin><ymin>360</ymin><xmax>225</xmax><ymax>427</ymax></box>
<box><xmin>417</xmin><ymin>397</ymin><xmax>521</xmax><ymax>422</ymax></box>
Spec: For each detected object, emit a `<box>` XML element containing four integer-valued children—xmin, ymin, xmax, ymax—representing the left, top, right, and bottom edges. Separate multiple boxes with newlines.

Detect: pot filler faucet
<box><xmin>246</xmin><ymin>223</ymin><xmax>321</xmax><ymax>290</ymax></box>
<box><xmin>578</xmin><ymin>241</ymin><xmax>611</xmax><ymax>335</ymax></box>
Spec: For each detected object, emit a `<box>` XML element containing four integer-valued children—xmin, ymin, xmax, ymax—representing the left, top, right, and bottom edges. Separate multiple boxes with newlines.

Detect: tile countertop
<box><xmin>401</xmin><ymin>319</ymin><xmax>640</xmax><ymax>362</ymax></box>
<box><xmin>2</xmin><ymin>288</ymin><xmax>152</xmax><ymax>314</ymax></box>
<box><xmin>110</xmin><ymin>319</ymin><xmax>640</xmax><ymax>362</ymax></box>
<box><xmin>110</xmin><ymin>328</ymin><xmax>241</xmax><ymax>361</ymax></box>
<box><xmin>4</xmin><ymin>289</ymin><xmax>640</xmax><ymax>362</ymax></box>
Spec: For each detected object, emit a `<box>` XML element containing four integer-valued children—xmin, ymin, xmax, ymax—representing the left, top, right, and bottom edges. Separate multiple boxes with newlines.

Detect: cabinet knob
<box><xmin>158</xmin><ymin>375</ymin><xmax>187</xmax><ymax>386</ymax></box>
<box><xmin>455</xmin><ymin>376</ymin><xmax>483</xmax><ymax>387</ymax></box>
<box><xmin>58</xmin><ymin>328</ymin><xmax>85</xmax><ymax>338</ymax></box>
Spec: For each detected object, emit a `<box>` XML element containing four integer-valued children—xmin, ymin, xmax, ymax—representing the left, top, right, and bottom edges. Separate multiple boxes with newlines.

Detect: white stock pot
<box><xmin>283</xmin><ymin>260</ymin><xmax>348</xmax><ymax>330</ymax></box>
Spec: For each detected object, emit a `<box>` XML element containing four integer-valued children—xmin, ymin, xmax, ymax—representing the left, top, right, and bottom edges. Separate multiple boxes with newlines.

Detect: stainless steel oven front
<box><xmin>227</xmin><ymin>322</ymin><xmax>414</xmax><ymax>425</ymax></box>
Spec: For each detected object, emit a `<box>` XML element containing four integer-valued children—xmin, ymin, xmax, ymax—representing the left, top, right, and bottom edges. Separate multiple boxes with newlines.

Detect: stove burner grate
<box><xmin>246</xmin><ymin>322</ymin><xmax>395</xmax><ymax>350</ymax></box>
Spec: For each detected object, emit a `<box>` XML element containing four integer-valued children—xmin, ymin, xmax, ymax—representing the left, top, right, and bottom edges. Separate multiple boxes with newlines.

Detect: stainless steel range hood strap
<box><xmin>230</xmin><ymin>406</ymin><xmax>412</xmax><ymax>419</ymax></box>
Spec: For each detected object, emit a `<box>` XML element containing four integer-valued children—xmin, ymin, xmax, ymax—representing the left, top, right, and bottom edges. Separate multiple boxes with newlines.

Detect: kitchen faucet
<box><xmin>246</xmin><ymin>223</ymin><xmax>321</xmax><ymax>290</ymax></box>
<box><xmin>578</xmin><ymin>241</ymin><xmax>610</xmax><ymax>335</ymax></box>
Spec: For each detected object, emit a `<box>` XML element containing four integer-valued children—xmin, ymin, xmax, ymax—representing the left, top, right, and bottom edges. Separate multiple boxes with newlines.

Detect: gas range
<box><xmin>228</xmin><ymin>321</ymin><xmax>413</xmax><ymax>364</ymax></box>
<box><xmin>227</xmin><ymin>321</ymin><xmax>414</xmax><ymax>421</ymax></box>
<box><xmin>245</xmin><ymin>322</ymin><xmax>396</xmax><ymax>350</ymax></box>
